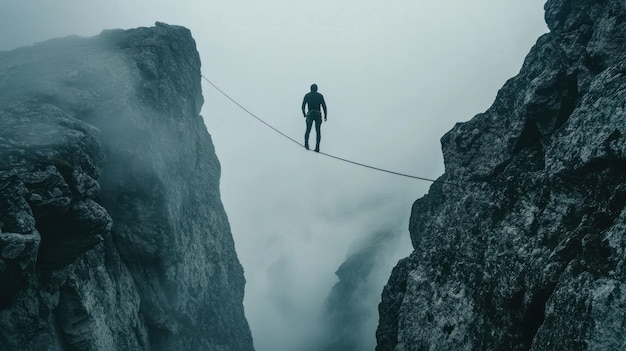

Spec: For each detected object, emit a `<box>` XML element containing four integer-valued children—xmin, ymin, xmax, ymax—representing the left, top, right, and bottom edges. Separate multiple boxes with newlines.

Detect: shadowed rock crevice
<box><xmin>34</xmin><ymin>203</ymin><xmax>106</xmax><ymax>270</ymax></box>
<box><xmin>517</xmin><ymin>284</ymin><xmax>557</xmax><ymax>351</ymax></box>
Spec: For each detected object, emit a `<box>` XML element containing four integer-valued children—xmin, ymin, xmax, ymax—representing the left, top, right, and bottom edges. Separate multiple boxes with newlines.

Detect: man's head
<box><xmin>310</xmin><ymin>84</ymin><xmax>318</xmax><ymax>92</ymax></box>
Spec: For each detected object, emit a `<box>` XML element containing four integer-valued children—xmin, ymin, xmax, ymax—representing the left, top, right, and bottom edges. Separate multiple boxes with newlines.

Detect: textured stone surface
<box><xmin>0</xmin><ymin>23</ymin><xmax>253</xmax><ymax>351</ymax></box>
<box><xmin>377</xmin><ymin>1</ymin><xmax>626</xmax><ymax>350</ymax></box>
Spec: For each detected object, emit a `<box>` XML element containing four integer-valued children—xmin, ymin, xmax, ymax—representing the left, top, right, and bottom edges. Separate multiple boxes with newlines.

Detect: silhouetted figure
<box><xmin>301</xmin><ymin>84</ymin><xmax>327</xmax><ymax>152</ymax></box>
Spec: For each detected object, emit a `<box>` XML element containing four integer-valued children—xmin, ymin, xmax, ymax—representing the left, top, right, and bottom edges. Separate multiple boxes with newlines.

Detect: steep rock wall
<box><xmin>377</xmin><ymin>1</ymin><xmax>626</xmax><ymax>350</ymax></box>
<box><xmin>0</xmin><ymin>23</ymin><xmax>254</xmax><ymax>351</ymax></box>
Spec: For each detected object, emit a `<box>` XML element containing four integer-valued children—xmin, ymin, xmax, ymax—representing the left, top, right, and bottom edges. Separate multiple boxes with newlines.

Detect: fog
<box><xmin>0</xmin><ymin>1</ymin><xmax>548</xmax><ymax>350</ymax></box>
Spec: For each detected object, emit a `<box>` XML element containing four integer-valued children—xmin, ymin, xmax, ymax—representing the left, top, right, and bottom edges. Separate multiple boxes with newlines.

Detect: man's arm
<box><xmin>301</xmin><ymin>96</ymin><xmax>307</xmax><ymax>117</ymax></box>
<box><xmin>321</xmin><ymin>97</ymin><xmax>328</xmax><ymax>121</ymax></box>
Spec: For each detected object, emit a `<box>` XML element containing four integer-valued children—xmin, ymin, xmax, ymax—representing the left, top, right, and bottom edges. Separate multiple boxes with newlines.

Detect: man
<box><xmin>301</xmin><ymin>83</ymin><xmax>327</xmax><ymax>152</ymax></box>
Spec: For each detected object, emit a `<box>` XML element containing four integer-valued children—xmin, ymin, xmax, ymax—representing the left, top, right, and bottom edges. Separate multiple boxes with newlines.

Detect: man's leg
<box><xmin>314</xmin><ymin>118</ymin><xmax>322</xmax><ymax>152</ymax></box>
<box><xmin>304</xmin><ymin>118</ymin><xmax>313</xmax><ymax>150</ymax></box>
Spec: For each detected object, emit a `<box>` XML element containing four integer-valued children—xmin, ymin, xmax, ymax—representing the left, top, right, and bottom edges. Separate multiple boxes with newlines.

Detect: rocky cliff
<box><xmin>377</xmin><ymin>0</ymin><xmax>626</xmax><ymax>350</ymax></box>
<box><xmin>0</xmin><ymin>23</ymin><xmax>254</xmax><ymax>351</ymax></box>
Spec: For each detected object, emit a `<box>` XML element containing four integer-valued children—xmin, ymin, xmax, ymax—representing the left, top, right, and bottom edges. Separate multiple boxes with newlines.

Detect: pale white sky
<box><xmin>0</xmin><ymin>1</ymin><xmax>548</xmax><ymax>350</ymax></box>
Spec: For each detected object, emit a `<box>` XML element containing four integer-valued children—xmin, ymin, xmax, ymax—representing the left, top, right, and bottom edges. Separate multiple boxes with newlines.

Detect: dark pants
<box><xmin>305</xmin><ymin>112</ymin><xmax>322</xmax><ymax>150</ymax></box>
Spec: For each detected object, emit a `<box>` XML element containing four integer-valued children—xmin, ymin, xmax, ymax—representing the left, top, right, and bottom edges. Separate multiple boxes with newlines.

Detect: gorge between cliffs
<box><xmin>1</xmin><ymin>1</ymin><xmax>626</xmax><ymax>351</ymax></box>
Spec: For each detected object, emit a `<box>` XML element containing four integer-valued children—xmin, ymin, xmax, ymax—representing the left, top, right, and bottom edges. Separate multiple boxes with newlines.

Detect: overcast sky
<box><xmin>0</xmin><ymin>1</ymin><xmax>548</xmax><ymax>350</ymax></box>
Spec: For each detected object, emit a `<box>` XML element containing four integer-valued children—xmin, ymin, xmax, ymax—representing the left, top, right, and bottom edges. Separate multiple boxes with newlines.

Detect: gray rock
<box><xmin>0</xmin><ymin>22</ymin><xmax>253</xmax><ymax>350</ymax></box>
<box><xmin>377</xmin><ymin>1</ymin><xmax>626</xmax><ymax>350</ymax></box>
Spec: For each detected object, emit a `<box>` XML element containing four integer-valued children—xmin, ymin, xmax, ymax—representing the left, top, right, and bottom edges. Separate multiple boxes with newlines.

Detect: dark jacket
<box><xmin>302</xmin><ymin>91</ymin><xmax>327</xmax><ymax>118</ymax></box>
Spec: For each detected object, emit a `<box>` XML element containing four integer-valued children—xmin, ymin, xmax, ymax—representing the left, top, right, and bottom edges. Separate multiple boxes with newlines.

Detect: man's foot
<box><xmin>314</xmin><ymin>147</ymin><xmax>319</xmax><ymax>152</ymax></box>
<box><xmin>305</xmin><ymin>144</ymin><xmax>309</xmax><ymax>150</ymax></box>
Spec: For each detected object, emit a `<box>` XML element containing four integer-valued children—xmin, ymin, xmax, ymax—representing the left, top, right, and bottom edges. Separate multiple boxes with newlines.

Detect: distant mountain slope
<box><xmin>322</xmin><ymin>228</ymin><xmax>405</xmax><ymax>351</ymax></box>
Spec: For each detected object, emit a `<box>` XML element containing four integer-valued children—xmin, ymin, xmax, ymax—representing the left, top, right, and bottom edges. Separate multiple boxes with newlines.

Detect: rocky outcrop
<box><xmin>0</xmin><ymin>23</ymin><xmax>254</xmax><ymax>351</ymax></box>
<box><xmin>377</xmin><ymin>0</ymin><xmax>626</xmax><ymax>350</ymax></box>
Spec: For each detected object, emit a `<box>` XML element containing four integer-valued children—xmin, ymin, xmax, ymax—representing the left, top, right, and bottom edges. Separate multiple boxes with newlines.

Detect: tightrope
<box><xmin>202</xmin><ymin>77</ymin><xmax>303</xmax><ymax>148</ymax></box>
<box><xmin>163</xmin><ymin>44</ymin><xmax>461</xmax><ymax>185</ymax></box>
<box><xmin>201</xmin><ymin>75</ymin><xmax>464</xmax><ymax>186</ymax></box>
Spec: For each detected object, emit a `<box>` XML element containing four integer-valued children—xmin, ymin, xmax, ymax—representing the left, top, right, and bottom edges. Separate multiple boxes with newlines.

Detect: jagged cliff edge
<box><xmin>0</xmin><ymin>23</ymin><xmax>254</xmax><ymax>351</ymax></box>
<box><xmin>377</xmin><ymin>1</ymin><xmax>626</xmax><ymax>350</ymax></box>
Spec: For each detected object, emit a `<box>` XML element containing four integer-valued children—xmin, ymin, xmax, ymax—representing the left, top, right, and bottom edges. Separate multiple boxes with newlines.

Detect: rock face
<box><xmin>0</xmin><ymin>23</ymin><xmax>254</xmax><ymax>351</ymax></box>
<box><xmin>377</xmin><ymin>1</ymin><xmax>626</xmax><ymax>350</ymax></box>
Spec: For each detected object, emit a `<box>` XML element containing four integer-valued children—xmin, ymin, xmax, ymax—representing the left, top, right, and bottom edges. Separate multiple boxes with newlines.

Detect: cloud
<box><xmin>320</xmin><ymin>226</ymin><xmax>409</xmax><ymax>351</ymax></box>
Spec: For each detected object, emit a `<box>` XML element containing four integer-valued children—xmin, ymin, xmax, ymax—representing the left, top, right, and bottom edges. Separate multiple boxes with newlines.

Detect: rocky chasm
<box><xmin>2</xmin><ymin>1</ymin><xmax>626</xmax><ymax>350</ymax></box>
<box><xmin>0</xmin><ymin>23</ymin><xmax>253</xmax><ymax>351</ymax></box>
<box><xmin>377</xmin><ymin>0</ymin><xmax>626</xmax><ymax>350</ymax></box>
